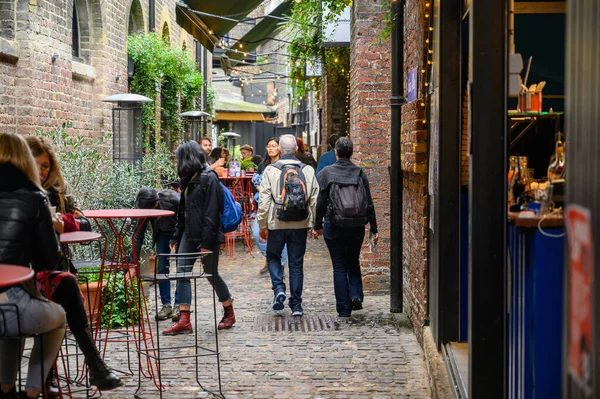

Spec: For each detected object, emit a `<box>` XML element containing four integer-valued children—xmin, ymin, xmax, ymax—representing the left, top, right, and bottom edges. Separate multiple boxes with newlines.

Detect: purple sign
<box><xmin>407</xmin><ymin>67</ymin><xmax>418</xmax><ymax>103</ymax></box>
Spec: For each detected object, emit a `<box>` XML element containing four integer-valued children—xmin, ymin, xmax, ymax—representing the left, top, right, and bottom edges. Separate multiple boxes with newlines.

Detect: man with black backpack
<box><xmin>312</xmin><ymin>137</ymin><xmax>378</xmax><ymax>317</ymax></box>
<box><xmin>257</xmin><ymin>134</ymin><xmax>319</xmax><ymax>317</ymax></box>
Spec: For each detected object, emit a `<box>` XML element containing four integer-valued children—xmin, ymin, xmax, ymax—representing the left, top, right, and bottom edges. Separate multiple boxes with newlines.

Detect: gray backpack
<box><xmin>328</xmin><ymin>174</ymin><xmax>368</xmax><ymax>228</ymax></box>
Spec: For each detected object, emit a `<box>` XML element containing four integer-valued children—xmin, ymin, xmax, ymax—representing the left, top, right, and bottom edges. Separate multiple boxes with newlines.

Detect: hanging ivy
<box><xmin>128</xmin><ymin>31</ymin><xmax>203</xmax><ymax>149</ymax></box>
<box><xmin>283</xmin><ymin>0</ymin><xmax>352</xmax><ymax>103</ymax></box>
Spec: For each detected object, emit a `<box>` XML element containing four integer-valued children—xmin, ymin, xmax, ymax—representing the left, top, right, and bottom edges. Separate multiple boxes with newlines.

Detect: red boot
<box><xmin>217</xmin><ymin>305</ymin><xmax>236</xmax><ymax>330</ymax></box>
<box><xmin>162</xmin><ymin>310</ymin><xmax>192</xmax><ymax>335</ymax></box>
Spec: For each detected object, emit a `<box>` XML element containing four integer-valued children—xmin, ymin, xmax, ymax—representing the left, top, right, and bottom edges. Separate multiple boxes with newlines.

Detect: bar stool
<box><xmin>135</xmin><ymin>251</ymin><xmax>224</xmax><ymax>399</ymax></box>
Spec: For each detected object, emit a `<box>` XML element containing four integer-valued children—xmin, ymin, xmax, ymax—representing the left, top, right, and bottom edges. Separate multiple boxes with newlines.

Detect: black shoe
<box><xmin>291</xmin><ymin>305</ymin><xmax>303</xmax><ymax>317</ymax></box>
<box><xmin>351</xmin><ymin>298</ymin><xmax>363</xmax><ymax>310</ymax></box>
<box><xmin>73</xmin><ymin>328</ymin><xmax>123</xmax><ymax>391</ymax></box>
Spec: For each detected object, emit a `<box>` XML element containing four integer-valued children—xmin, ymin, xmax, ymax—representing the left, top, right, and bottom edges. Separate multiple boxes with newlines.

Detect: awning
<box><xmin>213</xmin><ymin>97</ymin><xmax>275</xmax><ymax>122</ymax></box>
<box><xmin>214</xmin><ymin>112</ymin><xmax>265</xmax><ymax>122</ymax></box>
<box><xmin>225</xmin><ymin>1</ymin><xmax>293</xmax><ymax>62</ymax></box>
<box><xmin>175</xmin><ymin>0</ymin><xmax>264</xmax><ymax>52</ymax></box>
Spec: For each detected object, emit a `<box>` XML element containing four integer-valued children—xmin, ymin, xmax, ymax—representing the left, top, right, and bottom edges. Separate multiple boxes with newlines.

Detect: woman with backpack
<box><xmin>163</xmin><ymin>141</ymin><xmax>236</xmax><ymax>335</ymax></box>
<box><xmin>312</xmin><ymin>137</ymin><xmax>378</xmax><ymax>317</ymax></box>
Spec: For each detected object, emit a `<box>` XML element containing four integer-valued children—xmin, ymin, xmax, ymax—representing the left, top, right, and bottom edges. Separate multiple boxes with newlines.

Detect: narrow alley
<box><xmin>100</xmin><ymin>240</ymin><xmax>432</xmax><ymax>399</ymax></box>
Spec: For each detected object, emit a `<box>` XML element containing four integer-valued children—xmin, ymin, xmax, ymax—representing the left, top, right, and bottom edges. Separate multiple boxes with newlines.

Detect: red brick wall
<box><xmin>349</xmin><ymin>0</ymin><xmax>391</xmax><ymax>293</ymax></box>
<box><xmin>401</xmin><ymin>0</ymin><xmax>429</xmax><ymax>342</ymax></box>
<box><xmin>0</xmin><ymin>0</ymin><xmax>201</xmax><ymax>139</ymax></box>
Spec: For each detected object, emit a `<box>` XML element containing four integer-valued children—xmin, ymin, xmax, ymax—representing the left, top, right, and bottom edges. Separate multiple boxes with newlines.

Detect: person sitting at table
<box><xmin>209</xmin><ymin>147</ymin><xmax>227</xmax><ymax>176</ymax></box>
<box><xmin>251</xmin><ymin>138</ymin><xmax>288</xmax><ymax>275</ymax></box>
<box><xmin>132</xmin><ymin>187</ymin><xmax>181</xmax><ymax>322</ymax></box>
<box><xmin>24</xmin><ymin>135</ymin><xmax>122</xmax><ymax>392</ymax></box>
<box><xmin>0</xmin><ymin>132</ymin><xmax>67</xmax><ymax>399</ymax></box>
<box><xmin>240</xmin><ymin>144</ymin><xmax>262</xmax><ymax>172</ymax></box>
<box><xmin>25</xmin><ymin>136</ymin><xmax>91</xmax><ymax>233</ymax></box>
<box><xmin>164</xmin><ymin>141</ymin><xmax>236</xmax><ymax>335</ymax></box>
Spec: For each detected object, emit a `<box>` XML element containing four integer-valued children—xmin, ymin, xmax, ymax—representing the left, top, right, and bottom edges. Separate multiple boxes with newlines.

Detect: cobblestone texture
<box><xmin>80</xmin><ymin>240</ymin><xmax>431</xmax><ymax>398</ymax></box>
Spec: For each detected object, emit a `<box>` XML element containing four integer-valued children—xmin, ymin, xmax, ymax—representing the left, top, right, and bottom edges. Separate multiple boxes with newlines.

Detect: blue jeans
<box><xmin>176</xmin><ymin>233</ymin><xmax>231</xmax><ymax>305</ymax></box>
<box><xmin>252</xmin><ymin>218</ymin><xmax>288</xmax><ymax>264</ymax></box>
<box><xmin>323</xmin><ymin>222</ymin><xmax>365</xmax><ymax>316</ymax></box>
<box><xmin>156</xmin><ymin>232</ymin><xmax>179</xmax><ymax>306</ymax></box>
<box><xmin>266</xmin><ymin>229</ymin><xmax>308</xmax><ymax>311</ymax></box>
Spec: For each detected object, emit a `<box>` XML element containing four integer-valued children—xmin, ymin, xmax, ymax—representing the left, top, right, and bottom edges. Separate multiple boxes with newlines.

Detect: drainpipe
<box><xmin>390</xmin><ymin>0</ymin><xmax>405</xmax><ymax>313</ymax></box>
<box><xmin>149</xmin><ymin>0</ymin><xmax>155</xmax><ymax>31</ymax></box>
<box><xmin>203</xmin><ymin>47</ymin><xmax>208</xmax><ymax>135</ymax></box>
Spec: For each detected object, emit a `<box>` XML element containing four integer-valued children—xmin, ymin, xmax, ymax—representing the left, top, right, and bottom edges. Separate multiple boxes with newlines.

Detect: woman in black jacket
<box><xmin>162</xmin><ymin>141</ymin><xmax>236</xmax><ymax>336</ymax></box>
<box><xmin>0</xmin><ymin>132</ymin><xmax>67</xmax><ymax>399</ymax></box>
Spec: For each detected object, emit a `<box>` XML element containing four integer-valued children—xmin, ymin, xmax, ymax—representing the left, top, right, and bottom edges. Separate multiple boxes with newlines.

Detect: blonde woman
<box><xmin>0</xmin><ymin>132</ymin><xmax>66</xmax><ymax>399</ymax></box>
<box><xmin>25</xmin><ymin>136</ymin><xmax>90</xmax><ymax>233</ymax></box>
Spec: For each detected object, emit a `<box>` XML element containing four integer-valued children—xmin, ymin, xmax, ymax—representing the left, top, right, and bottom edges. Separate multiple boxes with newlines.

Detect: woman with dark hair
<box><xmin>209</xmin><ymin>147</ymin><xmax>227</xmax><ymax>176</ymax></box>
<box><xmin>295</xmin><ymin>137</ymin><xmax>317</xmax><ymax>170</ymax></box>
<box><xmin>251</xmin><ymin>138</ymin><xmax>288</xmax><ymax>274</ymax></box>
<box><xmin>164</xmin><ymin>141</ymin><xmax>236</xmax><ymax>335</ymax></box>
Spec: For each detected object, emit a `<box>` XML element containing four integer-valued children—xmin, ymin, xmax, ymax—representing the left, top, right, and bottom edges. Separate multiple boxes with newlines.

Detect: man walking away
<box><xmin>257</xmin><ymin>134</ymin><xmax>319</xmax><ymax>317</ymax></box>
<box><xmin>312</xmin><ymin>137</ymin><xmax>378</xmax><ymax>317</ymax></box>
<box><xmin>315</xmin><ymin>134</ymin><xmax>339</xmax><ymax>176</ymax></box>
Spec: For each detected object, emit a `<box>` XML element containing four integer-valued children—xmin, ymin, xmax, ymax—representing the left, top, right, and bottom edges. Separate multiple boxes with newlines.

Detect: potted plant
<box><xmin>240</xmin><ymin>158</ymin><xmax>257</xmax><ymax>172</ymax></box>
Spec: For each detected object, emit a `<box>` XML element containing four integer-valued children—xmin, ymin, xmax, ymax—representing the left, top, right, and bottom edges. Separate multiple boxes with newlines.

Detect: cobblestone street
<box><xmin>91</xmin><ymin>239</ymin><xmax>431</xmax><ymax>399</ymax></box>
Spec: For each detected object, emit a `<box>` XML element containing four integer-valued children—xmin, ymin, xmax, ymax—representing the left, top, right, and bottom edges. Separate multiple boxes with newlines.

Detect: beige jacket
<box><xmin>257</xmin><ymin>158</ymin><xmax>319</xmax><ymax>230</ymax></box>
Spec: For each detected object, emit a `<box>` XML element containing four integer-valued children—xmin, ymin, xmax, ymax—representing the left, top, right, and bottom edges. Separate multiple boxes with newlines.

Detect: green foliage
<box><xmin>39</xmin><ymin>123</ymin><xmax>178</xmax><ymax>327</ymax></box>
<box><xmin>284</xmin><ymin>0</ymin><xmax>352</xmax><ymax>103</ymax></box>
<box><xmin>40</xmin><ymin>123</ymin><xmax>178</xmax><ymax>211</ymax></box>
<box><xmin>206</xmin><ymin>85</ymin><xmax>216</xmax><ymax>115</ymax></box>
<box><xmin>240</xmin><ymin>158</ymin><xmax>257</xmax><ymax>171</ymax></box>
<box><xmin>79</xmin><ymin>268</ymin><xmax>140</xmax><ymax>328</ymax></box>
<box><xmin>128</xmin><ymin>31</ymin><xmax>204</xmax><ymax>148</ymax></box>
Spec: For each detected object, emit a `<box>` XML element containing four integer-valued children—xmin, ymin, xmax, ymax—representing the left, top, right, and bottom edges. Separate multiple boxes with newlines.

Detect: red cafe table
<box><xmin>0</xmin><ymin>264</ymin><xmax>34</xmax><ymax>288</ymax></box>
<box><xmin>59</xmin><ymin>231</ymin><xmax>102</xmax><ymax>245</ymax></box>
<box><xmin>83</xmin><ymin>209</ymin><xmax>173</xmax><ymax>388</ymax></box>
<box><xmin>219</xmin><ymin>176</ymin><xmax>254</xmax><ymax>258</ymax></box>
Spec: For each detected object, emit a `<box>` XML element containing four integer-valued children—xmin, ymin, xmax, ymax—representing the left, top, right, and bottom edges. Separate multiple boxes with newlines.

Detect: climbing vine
<box><xmin>283</xmin><ymin>0</ymin><xmax>352</xmax><ymax>102</ymax></box>
<box><xmin>128</xmin><ymin>31</ymin><xmax>203</xmax><ymax>149</ymax></box>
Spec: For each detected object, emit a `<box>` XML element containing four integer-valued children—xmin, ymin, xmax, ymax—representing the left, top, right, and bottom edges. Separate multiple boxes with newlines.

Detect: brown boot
<box><xmin>162</xmin><ymin>310</ymin><xmax>192</xmax><ymax>335</ymax></box>
<box><xmin>217</xmin><ymin>304</ymin><xmax>236</xmax><ymax>330</ymax></box>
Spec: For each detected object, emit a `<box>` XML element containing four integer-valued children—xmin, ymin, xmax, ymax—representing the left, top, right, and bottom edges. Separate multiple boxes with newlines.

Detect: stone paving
<box><xmin>82</xmin><ymin>239</ymin><xmax>431</xmax><ymax>398</ymax></box>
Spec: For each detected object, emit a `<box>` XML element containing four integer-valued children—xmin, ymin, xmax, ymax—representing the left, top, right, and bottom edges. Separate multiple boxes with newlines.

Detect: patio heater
<box><xmin>180</xmin><ymin>110</ymin><xmax>210</xmax><ymax>142</ymax></box>
<box><xmin>102</xmin><ymin>93</ymin><xmax>152</xmax><ymax>163</ymax></box>
<box><xmin>220</xmin><ymin>131</ymin><xmax>241</xmax><ymax>150</ymax></box>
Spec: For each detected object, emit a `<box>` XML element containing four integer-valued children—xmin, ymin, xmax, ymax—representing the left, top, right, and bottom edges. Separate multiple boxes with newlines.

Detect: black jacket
<box><xmin>133</xmin><ymin>189</ymin><xmax>180</xmax><ymax>257</ymax></box>
<box><xmin>0</xmin><ymin>163</ymin><xmax>65</xmax><ymax>298</ymax></box>
<box><xmin>314</xmin><ymin>158</ymin><xmax>378</xmax><ymax>233</ymax></box>
<box><xmin>171</xmin><ymin>168</ymin><xmax>224</xmax><ymax>250</ymax></box>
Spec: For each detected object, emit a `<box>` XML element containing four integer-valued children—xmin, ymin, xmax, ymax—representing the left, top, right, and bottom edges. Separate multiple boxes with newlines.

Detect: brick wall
<box><xmin>349</xmin><ymin>0</ymin><xmax>392</xmax><ymax>293</ymax></box>
<box><xmin>401</xmin><ymin>0</ymin><xmax>429</xmax><ymax>342</ymax></box>
<box><xmin>0</xmin><ymin>0</ymin><xmax>203</xmax><ymax>139</ymax></box>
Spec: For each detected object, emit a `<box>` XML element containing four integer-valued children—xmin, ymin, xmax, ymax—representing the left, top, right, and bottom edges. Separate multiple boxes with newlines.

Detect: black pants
<box><xmin>51</xmin><ymin>274</ymin><xmax>89</xmax><ymax>332</ymax></box>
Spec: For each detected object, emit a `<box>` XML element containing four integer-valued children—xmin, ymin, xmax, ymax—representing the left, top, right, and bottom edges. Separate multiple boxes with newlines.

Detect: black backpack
<box><xmin>272</xmin><ymin>161</ymin><xmax>310</xmax><ymax>221</ymax></box>
<box><xmin>328</xmin><ymin>174</ymin><xmax>368</xmax><ymax>228</ymax></box>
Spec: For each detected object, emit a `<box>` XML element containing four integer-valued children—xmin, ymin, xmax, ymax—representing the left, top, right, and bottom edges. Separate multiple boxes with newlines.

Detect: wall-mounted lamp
<box><xmin>115</xmin><ymin>73</ymin><xmax>121</xmax><ymax>81</ymax></box>
<box><xmin>51</xmin><ymin>53</ymin><xmax>59</xmax><ymax>63</ymax></box>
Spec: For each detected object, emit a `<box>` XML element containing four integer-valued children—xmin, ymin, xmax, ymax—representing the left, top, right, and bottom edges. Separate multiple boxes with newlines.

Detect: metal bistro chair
<box><xmin>0</xmin><ymin>265</ymin><xmax>62</xmax><ymax>399</ymax></box>
<box><xmin>135</xmin><ymin>251</ymin><xmax>224</xmax><ymax>399</ymax></box>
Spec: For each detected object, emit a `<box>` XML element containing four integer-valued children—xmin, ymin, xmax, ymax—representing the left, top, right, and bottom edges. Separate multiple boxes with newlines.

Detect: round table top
<box><xmin>83</xmin><ymin>209</ymin><xmax>175</xmax><ymax>219</ymax></box>
<box><xmin>0</xmin><ymin>264</ymin><xmax>34</xmax><ymax>288</ymax></box>
<box><xmin>60</xmin><ymin>231</ymin><xmax>102</xmax><ymax>244</ymax></box>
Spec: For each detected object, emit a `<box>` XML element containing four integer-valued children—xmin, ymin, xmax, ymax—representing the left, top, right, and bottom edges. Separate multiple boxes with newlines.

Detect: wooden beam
<box><xmin>515</xmin><ymin>2</ymin><xmax>566</xmax><ymax>14</ymax></box>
